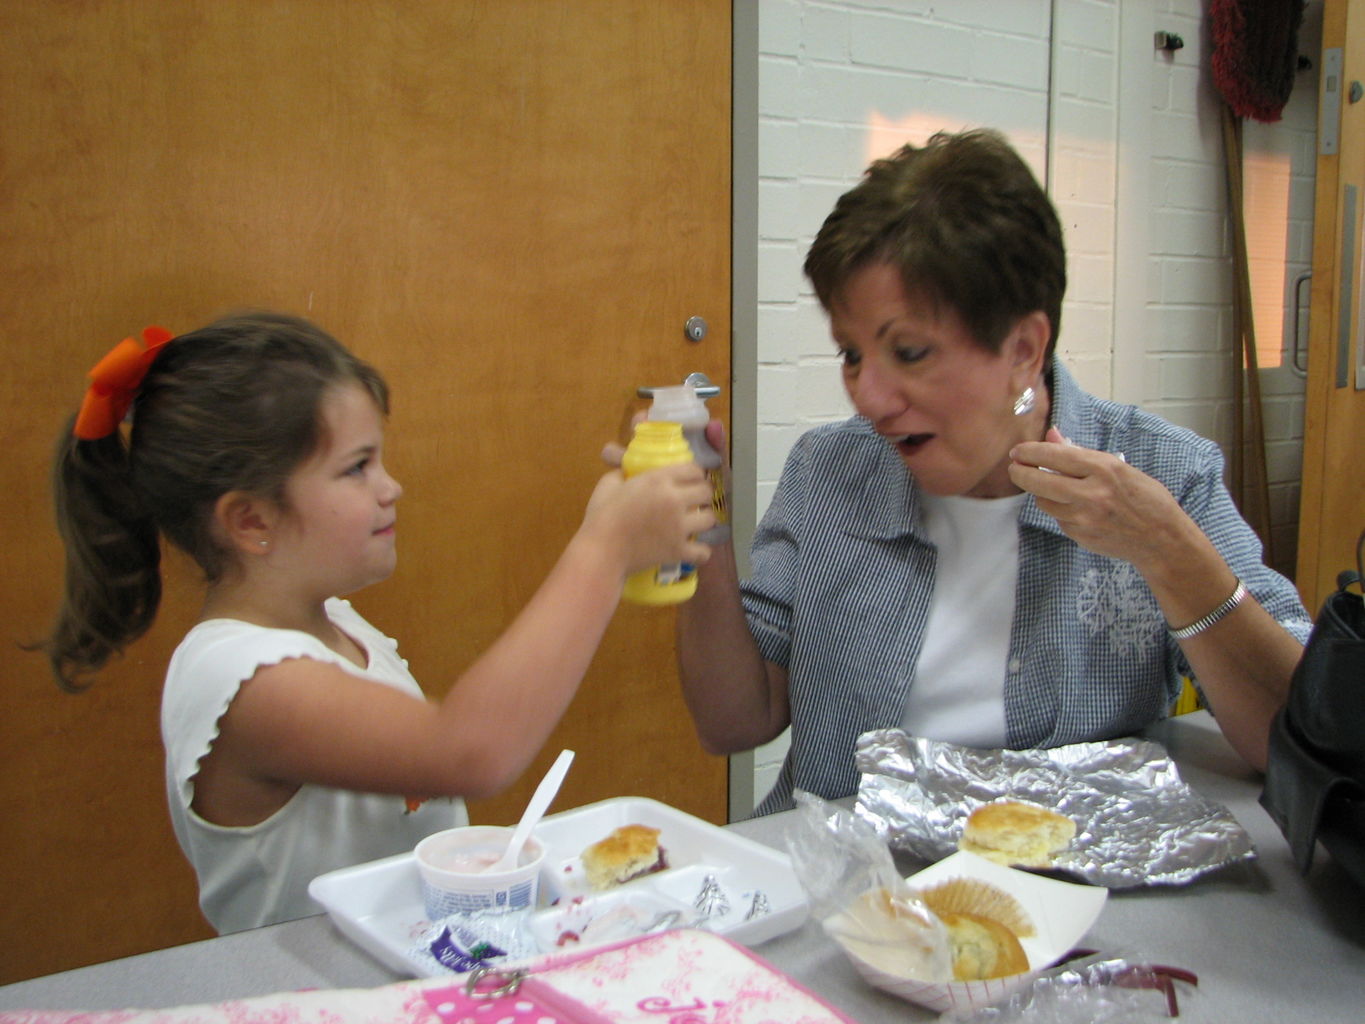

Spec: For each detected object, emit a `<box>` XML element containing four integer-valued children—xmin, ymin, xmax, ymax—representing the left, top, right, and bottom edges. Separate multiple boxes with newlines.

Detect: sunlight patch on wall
<box><xmin>1242</xmin><ymin>149</ymin><xmax>1291</xmax><ymax>370</ymax></box>
<box><xmin>864</xmin><ymin>112</ymin><xmax>1049</xmax><ymax>172</ymax></box>
<box><xmin>865</xmin><ymin>111</ymin><xmax>956</xmax><ymax>163</ymax></box>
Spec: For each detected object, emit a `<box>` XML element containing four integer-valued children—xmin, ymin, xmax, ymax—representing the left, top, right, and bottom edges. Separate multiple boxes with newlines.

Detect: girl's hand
<box><xmin>581</xmin><ymin>462</ymin><xmax>715</xmax><ymax>576</ymax></box>
<box><xmin>1007</xmin><ymin>427</ymin><xmax>1195</xmax><ymax>572</ymax></box>
<box><xmin>599</xmin><ymin>414</ymin><xmax>733</xmax><ymax>551</ymax></box>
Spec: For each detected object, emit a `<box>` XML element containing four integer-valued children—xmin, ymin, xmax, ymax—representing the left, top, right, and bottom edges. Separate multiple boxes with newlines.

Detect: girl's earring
<box><xmin>258</xmin><ymin>540</ymin><xmax>269</xmax><ymax>549</ymax></box>
<box><xmin>1013</xmin><ymin>386</ymin><xmax>1036</xmax><ymax>417</ymax></box>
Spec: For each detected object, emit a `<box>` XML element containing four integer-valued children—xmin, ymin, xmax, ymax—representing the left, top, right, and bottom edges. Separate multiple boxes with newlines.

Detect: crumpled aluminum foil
<box><xmin>853</xmin><ymin>729</ymin><xmax>1255</xmax><ymax>887</ymax></box>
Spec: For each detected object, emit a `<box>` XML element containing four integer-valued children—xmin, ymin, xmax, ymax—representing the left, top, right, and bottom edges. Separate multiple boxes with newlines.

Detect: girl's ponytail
<box><xmin>40</xmin><ymin>311</ymin><xmax>387</xmax><ymax>690</ymax></box>
<box><xmin>47</xmin><ymin>421</ymin><xmax>162</xmax><ymax>691</ymax></box>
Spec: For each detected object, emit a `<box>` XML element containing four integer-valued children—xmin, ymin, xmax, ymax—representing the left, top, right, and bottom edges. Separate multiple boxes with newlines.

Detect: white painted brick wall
<box><xmin>1132</xmin><ymin>1</ymin><xmax>1318</xmax><ymax>577</ymax></box>
<box><xmin>741</xmin><ymin>0</ymin><xmax>1318</xmax><ymax>813</ymax></box>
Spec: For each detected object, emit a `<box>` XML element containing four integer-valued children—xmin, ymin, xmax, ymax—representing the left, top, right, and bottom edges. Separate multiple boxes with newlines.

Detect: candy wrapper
<box><xmin>854</xmin><ymin>730</ymin><xmax>1255</xmax><ymax>887</ymax></box>
<box><xmin>406</xmin><ymin>907</ymin><xmax>541</xmax><ymax>975</ymax></box>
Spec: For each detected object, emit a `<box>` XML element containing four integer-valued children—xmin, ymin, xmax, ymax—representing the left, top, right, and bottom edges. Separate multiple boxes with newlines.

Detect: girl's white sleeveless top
<box><xmin>161</xmin><ymin>598</ymin><xmax>466</xmax><ymax>934</ymax></box>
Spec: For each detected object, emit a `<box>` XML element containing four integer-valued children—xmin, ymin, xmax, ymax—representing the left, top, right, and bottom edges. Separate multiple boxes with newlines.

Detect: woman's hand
<box><xmin>1007</xmin><ymin>427</ymin><xmax>1199</xmax><ymax>573</ymax></box>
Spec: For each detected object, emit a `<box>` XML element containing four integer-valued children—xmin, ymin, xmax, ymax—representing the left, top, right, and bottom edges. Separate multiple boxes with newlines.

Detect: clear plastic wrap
<box><xmin>937</xmin><ymin>954</ymin><xmax>1199</xmax><ymax>1022</ymax></box>
<box><xmin>784</xmin><ymin>791</ymin><xmax>953</xmax><ymax>982</ymax></box>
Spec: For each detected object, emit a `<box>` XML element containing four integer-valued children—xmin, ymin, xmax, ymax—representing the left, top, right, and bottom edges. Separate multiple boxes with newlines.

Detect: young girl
<box><xmin>44</xmin><ymin>311</ymin><xmax>715</xmax><ymax>934</ymax></box>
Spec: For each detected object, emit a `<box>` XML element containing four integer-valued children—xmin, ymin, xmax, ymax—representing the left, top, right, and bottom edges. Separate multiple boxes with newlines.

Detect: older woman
<box><xmin>678</xmin><ymin>128</ymin><xmax>1311</xmax><ymax>815</ymax></box>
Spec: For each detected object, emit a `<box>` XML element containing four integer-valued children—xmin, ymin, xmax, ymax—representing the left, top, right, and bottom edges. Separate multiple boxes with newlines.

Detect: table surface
<box><xmin>3</xmin><ymin>711</ymin><xmax>1362</xmax><ymax>1022</ymax></box>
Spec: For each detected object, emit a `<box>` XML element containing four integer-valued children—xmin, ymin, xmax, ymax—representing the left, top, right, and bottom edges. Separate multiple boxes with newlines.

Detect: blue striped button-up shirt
<box><xmin>740</xmin><ymin>360</ymin><xmax>1312</xmax><ymax>815</ymax></box>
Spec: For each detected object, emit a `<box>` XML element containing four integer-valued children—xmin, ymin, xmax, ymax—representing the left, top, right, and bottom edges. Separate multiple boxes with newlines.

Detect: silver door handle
<box><xmin>1291</xmin><ymin>270</ymin><xmax>1310</xmax><ymax>378</ymax></box>
<box><xmin>638</xmin><ymin>372</ymin><xmax>721</xmax><ymax>399</ymax></box>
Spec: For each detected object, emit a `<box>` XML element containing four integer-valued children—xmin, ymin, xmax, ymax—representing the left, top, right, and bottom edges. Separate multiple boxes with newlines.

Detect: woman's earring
<box><xmin>258</xmin><ymin>540</ymin><xmax>269</xmax><ymax>548</ymax></box>
<box><xmin>1013</xmin><ymin>386</ymin><xmax>1036</xmax><ymax>417</ymax></box>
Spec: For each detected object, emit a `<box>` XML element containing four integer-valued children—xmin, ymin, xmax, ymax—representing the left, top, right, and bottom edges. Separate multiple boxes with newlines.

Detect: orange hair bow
<box><xmin>73</xmin><ymin>325</ymin><xmax>174</xmax><ymax>440</ymax></box>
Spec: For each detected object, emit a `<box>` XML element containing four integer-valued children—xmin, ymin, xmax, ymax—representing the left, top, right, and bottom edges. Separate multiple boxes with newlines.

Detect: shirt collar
<box><xmin>1048</xmin><ymin>357</ymin><xmax>1093</xmax><ymax>449</ymax></box>
<box><xmin>1018</xmin><ymin>357</ymin><xmax>1079</xmax><ymax>536</ymax></box>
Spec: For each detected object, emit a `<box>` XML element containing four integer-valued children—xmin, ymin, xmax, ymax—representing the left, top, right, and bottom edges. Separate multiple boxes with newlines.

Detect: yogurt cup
<box><xmin>414</xmin><ymin>825</ymin><xmax>545</xmax><ymax>920</ymax></box>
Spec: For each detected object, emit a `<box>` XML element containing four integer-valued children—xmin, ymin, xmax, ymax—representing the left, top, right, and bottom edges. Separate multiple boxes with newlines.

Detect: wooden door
<box><xmin>0</xmin><ymin>1</ymin><xmax>730</xmax><ymax>983</ymax></box>
<box><xmin>1298</xmin><ymin>0</ymin><xmax>1365</xmax><ymax>608</ymax></box>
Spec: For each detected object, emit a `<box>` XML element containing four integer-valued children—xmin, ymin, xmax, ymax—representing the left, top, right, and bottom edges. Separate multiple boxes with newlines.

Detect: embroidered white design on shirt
<box><xmin>1076</xmin><ymin>562</ymin><xmax>1158</xmax><ymax>657</ymax></box>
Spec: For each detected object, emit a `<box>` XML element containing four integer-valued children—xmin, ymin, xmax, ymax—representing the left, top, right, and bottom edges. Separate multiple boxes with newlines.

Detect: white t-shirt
<box><xmin>161</xmin><ymin>597</ymin><xmax>466</xmax><ymax>934</ymax></box>
<box><xmin>904</xmin><ymin>493</ymin><xmax>1027</xmax><ymax>747</ymax></box>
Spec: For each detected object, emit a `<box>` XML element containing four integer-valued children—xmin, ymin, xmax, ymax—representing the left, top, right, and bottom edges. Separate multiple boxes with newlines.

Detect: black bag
<box><xmin>1260</xmin><ymin>529</ymin><xmax>1365</xmax><ymax>885</ymax></box>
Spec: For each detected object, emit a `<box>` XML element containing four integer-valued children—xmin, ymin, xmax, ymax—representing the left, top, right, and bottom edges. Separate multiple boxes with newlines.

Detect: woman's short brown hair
<box><xmin>803</xmin><ymin>128</ymin><xmax>1066</xmax><ymax>355</ymax></box>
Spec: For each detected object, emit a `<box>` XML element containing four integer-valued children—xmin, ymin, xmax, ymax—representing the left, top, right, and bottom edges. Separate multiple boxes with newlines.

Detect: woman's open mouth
<box><xmin>887</xmin><ymin>433</ymin><xmax>933</xmax><ymax>456</ymax></box>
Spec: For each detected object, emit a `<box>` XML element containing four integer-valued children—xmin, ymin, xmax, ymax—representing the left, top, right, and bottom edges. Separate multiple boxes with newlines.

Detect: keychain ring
<box><xmin>464</xmin><ymin>964</ymin><xmax>525</xmax><ymax>999</ymax></box>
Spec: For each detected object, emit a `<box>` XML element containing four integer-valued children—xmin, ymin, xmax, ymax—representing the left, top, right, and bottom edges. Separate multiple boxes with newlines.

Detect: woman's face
<box><xmin>828</xmin><ymin>262</ymin><xmax>1045</xmax><ymax>499</ymax></box>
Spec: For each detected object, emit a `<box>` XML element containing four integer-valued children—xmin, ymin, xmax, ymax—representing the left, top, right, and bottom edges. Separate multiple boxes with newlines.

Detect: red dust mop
<box><xmin>1211</xmin><ymin>0</ymin><xmax>1307</xmax><ymax>122</ymax></box>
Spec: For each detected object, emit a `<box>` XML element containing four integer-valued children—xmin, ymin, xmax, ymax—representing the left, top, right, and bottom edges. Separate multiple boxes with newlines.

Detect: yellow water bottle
<box><xmin>621</xmin><ymin>420</ymin><xmax>698</xmax><ymax>605</ymax></box>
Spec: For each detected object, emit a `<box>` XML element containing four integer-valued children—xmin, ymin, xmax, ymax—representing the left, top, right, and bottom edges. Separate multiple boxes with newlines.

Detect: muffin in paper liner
<box><xmin>825</xmin><ymin>851</ymin><xmax>1108</xmax><ymax>1014</ymax></box>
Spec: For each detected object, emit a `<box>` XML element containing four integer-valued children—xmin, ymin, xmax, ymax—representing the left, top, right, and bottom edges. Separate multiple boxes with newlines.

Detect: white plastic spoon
<box><xmin>491</xmin><ymin>748</ymin><xmax>575</xmax><ymax>872</ymax></box>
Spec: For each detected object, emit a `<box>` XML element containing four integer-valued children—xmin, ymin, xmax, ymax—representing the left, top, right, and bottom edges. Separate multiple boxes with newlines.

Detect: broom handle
<box><xmin>1220</xmin><ymin>102</ymin><xmax>1277</xmax><ymax>565</ymax></box>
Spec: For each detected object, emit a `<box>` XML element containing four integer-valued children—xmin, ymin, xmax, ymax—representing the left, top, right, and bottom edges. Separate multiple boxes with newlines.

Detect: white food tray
<box><xmin>308</xmin><ymin>796</ymin><xmax>809</xmax><ymax>977</ymax></box>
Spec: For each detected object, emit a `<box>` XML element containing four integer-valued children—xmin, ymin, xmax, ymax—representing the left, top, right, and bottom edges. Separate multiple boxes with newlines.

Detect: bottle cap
<box><xmin>647</xmin><ymin>385</ymin><xmax>707</xmax><ymax>425</ymax></box>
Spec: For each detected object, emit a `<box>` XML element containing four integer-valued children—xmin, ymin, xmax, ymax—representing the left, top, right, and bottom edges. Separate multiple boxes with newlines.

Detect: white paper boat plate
<box><xmin>826</xmin><ymin>850</ymin><xmax>1108</xmax><ymax>1015</ymax></box>
<box><xmin>309</xmin><ymin>796</ymin><xmax>809</xmax><ymax>977</ymax></box>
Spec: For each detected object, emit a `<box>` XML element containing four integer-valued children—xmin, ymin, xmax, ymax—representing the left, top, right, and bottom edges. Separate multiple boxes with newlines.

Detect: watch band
<box><xmin>1169</xmin><ymin>579</ymin><xmax>1248</xmax><ymax>640</ymax></box>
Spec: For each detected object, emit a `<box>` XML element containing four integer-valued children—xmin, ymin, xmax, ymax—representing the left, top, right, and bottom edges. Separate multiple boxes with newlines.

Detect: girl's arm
<box><xmin>197</xmin><ymin>463</ymin><xmax>714</xmax><ymax>823</ymax></box>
